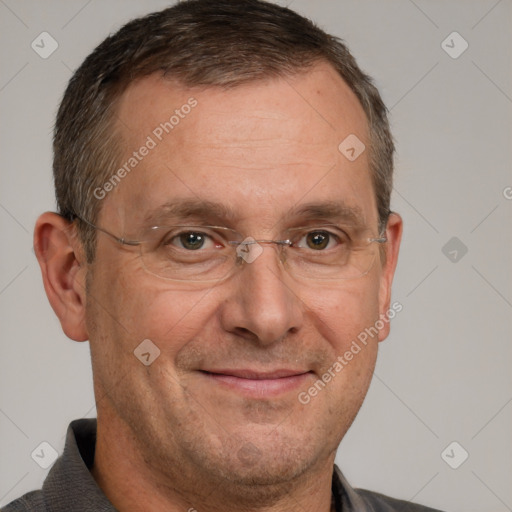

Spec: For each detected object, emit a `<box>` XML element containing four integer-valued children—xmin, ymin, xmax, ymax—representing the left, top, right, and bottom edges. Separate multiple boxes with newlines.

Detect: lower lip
<box><xmin>201</xmin><ymin>372</ymin><xmax>312</xmax><ymax>398</ymax></box>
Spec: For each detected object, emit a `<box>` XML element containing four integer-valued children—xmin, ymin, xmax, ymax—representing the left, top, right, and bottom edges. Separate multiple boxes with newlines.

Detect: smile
<box><xmin>199</xmin><ymin>369</ymin><xmax>313</xmax><ymax>398</ymax></box>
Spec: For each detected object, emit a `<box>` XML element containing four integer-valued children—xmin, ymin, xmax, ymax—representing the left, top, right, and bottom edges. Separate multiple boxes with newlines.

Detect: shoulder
<box><xmin>334</xmin><ymin>466</ymin><xmax>445</xmax><ymax>512</ymax></box>
<box><xmin>355</xmin><ymin>488</ymin><xmax>445</xmax><ymax>511</ymax></box>
<box><xmin>1</xmin><ymin>490</ymin><xmax>47</xmax><ymax>511</ymax></box>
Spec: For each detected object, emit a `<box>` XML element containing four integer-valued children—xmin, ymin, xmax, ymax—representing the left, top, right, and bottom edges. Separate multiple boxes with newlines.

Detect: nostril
<box><xmin>232</xmin><ymin>327</ymin><xmax>259</xmax><ymax>341</ymax></box>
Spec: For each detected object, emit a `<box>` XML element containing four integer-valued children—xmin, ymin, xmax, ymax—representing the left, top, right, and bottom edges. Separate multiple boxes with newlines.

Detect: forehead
<box><xmin>102</xmin><ymin>62</ymin><xmax>375</xmax><ymax>229</ymax></box>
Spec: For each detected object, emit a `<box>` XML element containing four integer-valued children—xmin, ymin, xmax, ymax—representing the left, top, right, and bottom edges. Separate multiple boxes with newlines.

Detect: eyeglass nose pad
<box><xmin>276</xmin><ymin>241</ymin><xmax>289</xmax><ymax>266</ymax></box>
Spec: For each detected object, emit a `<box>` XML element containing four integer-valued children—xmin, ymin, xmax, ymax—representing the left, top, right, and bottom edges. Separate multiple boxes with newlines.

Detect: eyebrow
<box><xmin>142</xmin><ymin>199</ymin><xmax>367</xmax><ymax>229</ymax></box>
<box><xmin>143</xmin><ymin>199</ymin><xmax>238</xmax><ymax>226</ymax></box>
<box><xmin>285</xmin><ymin>200</ymin><xmax>366</xmax><ymax>227</ymax></box>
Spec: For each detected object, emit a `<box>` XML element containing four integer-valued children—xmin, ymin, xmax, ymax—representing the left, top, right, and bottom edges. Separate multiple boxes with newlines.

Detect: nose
<box><xmin>218</xmin><ymin>243</ymin><xmax>303</xmax><ymax>346</ymax></box>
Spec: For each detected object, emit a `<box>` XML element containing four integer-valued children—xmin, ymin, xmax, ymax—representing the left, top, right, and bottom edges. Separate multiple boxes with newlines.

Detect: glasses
<box><xmin>75</xmin><ymin>216</ymin><xmax>387</xmax><ymax>282</ymax></box>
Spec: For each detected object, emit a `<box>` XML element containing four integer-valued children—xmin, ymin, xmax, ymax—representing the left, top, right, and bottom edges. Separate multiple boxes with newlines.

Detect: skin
<box><xmin>34</xmin><ymin>61</ymin><xmax>402</xmax><ymax>512</ymax></box>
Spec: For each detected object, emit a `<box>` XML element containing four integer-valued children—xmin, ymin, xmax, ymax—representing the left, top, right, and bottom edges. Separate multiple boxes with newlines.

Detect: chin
<box><xmin>203</xmin><ymin>452</ymin><xmax>317</xmax><ymax>505</ymax></box>
<box><xmin>200</xmin><ymin>426</ymin><xmax>332</xmax><ymax>491</ymax></box>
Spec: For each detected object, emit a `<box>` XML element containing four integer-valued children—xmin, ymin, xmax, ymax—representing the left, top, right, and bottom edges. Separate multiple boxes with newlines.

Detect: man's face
<box><xmin>85</xmin><ymin>62</ymin><xmax>398</xmax><ymax>490</ymax></box>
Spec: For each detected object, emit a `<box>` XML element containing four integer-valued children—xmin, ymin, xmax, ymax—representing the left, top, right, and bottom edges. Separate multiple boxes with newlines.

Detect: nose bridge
<box><xmin>248</xmin><ymin>240</ymin><xmax>288</xmax><ymax>274</ymax></box>
<box><xmin>239</xmin><ymin>241</ymin><xmax>291</xmax><ymax>301</ymax></box>
<box><xmin>257</xmin><ymin>240</ymin><xmax>287</xmax><ymax>269</ymax></box>
<box><xmin>234</xmin><ymin>236</ymin><xmax>288</xmax><ymax>268</ymax></box>
<box><xmin>223</xmin><ymin>241</ymin><xmax>303</xmax><ymax>345</ymax></box>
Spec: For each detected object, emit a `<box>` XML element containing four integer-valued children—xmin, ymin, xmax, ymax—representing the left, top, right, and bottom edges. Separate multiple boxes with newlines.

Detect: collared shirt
<box><xmin>3</xmin><ymin>419</ymin><xmax>444</xmax><ymax>511</ymax></box>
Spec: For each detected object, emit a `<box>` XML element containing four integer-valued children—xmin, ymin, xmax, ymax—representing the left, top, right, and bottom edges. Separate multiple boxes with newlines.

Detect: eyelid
<box><xmin>287</xmin><ymin>225</ymin><xmax>351</xmax><ymax>240</ymax></box>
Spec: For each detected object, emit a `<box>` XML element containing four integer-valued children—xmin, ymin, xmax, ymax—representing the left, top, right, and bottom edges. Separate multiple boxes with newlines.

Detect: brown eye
<box><xmin>177</xmin><ymin>232</ymin><xmax>206</xmax><ymax>250</ymax></box>
<box><xmin>160</xmin><ymin>227</ymin><xmax>228</xmax><ymax>252</ymax></box>
<box><xmin>305</xmin><ymin>231</ymin><xmax>330</xmax><ymax>250</ymax></box>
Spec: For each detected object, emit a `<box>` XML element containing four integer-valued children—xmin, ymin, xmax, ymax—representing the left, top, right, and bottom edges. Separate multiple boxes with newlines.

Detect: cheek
<box><xmin>294</xmin><ymin>281</ymin><xmax>380</xmax><ymax>445</ymax></box>
<box><xmin>111</xmin><ymin>280</ymin><xmax>218</xmax><ymax>352</ymax></box>
<box><xmin>86</xmin><ymin>271</ymin><xmax>221</xmax><ymax>412</ymax></box>
<box><xmin>303</xmin><ymin>277</ymin><xmax>381</xmax><ymax>354</ymax></box>
<box><xmin>86</xmin><ymin>252</ymin><xmax>215</xmax><ymax>355</ymax></box>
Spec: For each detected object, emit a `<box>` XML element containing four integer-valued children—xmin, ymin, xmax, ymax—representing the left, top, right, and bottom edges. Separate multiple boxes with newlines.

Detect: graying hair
<box><xmin>54</xmin><ymin>0</ymin><xmax>394</xmax><ymax>262</ymax></box>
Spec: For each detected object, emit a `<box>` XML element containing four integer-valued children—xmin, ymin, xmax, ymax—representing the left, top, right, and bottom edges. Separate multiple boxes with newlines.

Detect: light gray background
<box><xmin>1</xmin><ymin>1</ymin><xmax>511</xmax><ymax>511</ymax></box>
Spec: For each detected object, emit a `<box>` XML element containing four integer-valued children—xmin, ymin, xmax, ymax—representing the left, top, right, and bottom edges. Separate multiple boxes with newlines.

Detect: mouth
<box><xmin>199</xmin><ymin>369</ymin><xmax>313</xmax><ymax>398</ymax></box>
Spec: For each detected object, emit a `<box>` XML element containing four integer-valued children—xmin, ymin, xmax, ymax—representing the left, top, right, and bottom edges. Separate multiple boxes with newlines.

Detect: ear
<box><xmin>377</xmin><ymin>212</ymin><xmax>403</xmax><ymax>342</ymax></box>
<box><xmin>33</xmin><ymin>212</ymin><xmax>89</xmax><ymax>342</ymax></box>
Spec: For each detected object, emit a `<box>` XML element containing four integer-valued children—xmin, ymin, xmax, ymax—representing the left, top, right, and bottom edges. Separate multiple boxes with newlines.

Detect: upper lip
<box><xmin>201</xmin><ymin>369</ymin><xmax>311</xmax><ymax>380</ymax></box>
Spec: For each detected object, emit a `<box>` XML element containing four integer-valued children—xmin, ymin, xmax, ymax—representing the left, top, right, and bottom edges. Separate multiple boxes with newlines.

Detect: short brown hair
<box><xmin>54</xmin><ymin>0</ymin><xmax>394</xmax><ymax>262</ymax></box>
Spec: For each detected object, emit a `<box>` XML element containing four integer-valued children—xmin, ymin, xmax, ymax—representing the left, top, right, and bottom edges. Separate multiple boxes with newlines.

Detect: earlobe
<box><xmin>33</xmin><ymin>212</ymin><xmax>89</xmax><ymax>342</ymax></box>
<box><xmin>377</xmin><ymin>212</ymin><xmax>403</xmax><ymax>342</ymax></box>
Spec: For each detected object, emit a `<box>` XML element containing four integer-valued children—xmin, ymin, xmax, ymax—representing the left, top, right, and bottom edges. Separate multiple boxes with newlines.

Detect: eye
<box><xmin>295</xmin><ymin>229</ymin><xmax>345</xmax><ymax>251</ymax></box>
<box><xmin>167</xmin><ymin>231</ymin><xmax>217</xmax><ymax>251</ymax></box>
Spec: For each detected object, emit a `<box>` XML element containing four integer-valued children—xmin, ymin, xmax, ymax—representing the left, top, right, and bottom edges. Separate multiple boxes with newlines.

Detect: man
<box><xmin>4</xmin><ymin>1</ymin><xmax>443</xmax><ymax>510</ymax></box>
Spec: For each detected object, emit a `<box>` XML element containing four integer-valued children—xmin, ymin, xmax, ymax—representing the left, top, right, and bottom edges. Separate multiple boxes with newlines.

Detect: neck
<box><xmin>91</xmin><ymin>409</ymin><xmax>336</xmax><ymax>512</ymax></box>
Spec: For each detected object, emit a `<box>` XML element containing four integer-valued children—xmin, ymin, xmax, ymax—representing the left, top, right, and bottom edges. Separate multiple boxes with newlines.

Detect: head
<box><xmin>35</xmin><ymin>0</ymin><xmax>402</xmax><ymax>503</ymax></box>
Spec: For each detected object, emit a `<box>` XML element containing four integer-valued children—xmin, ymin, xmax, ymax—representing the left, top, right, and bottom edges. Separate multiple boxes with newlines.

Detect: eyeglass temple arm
<box><xmin>72</xmin><ymin>215</ymin><xmax>141</xmax><ymax>246</ymax></box>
